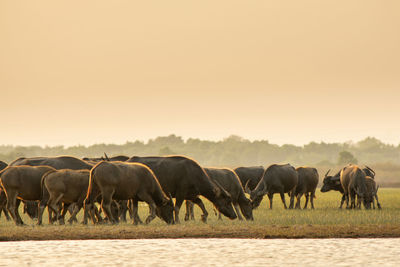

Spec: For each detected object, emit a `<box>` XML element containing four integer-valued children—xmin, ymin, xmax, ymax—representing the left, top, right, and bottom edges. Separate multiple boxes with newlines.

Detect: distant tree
<box><xmin>337</xmin><ymin>151</ymin><xmax>358</xmax><ymax>165</ymax></box>
<box><xmin>158</xmin><ymin>146</ymin><xmax>176</xmax><ymax>156</ymax></box>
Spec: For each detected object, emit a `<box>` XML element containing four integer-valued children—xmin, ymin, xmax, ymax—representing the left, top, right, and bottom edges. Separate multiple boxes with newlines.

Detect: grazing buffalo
<box><xmin>38</xmin><ymin>169</ymin><xmax>91</xmax><ymax>225</ymax></box>
<box><xmin>294</xmin><ymin>167</ymin><xmax>319</xmax><ymax>209</ymax></box>
<box><xmin>234</xmin><ymin>166</ymin><xmax>265</xmax><ymax>192</ymax></box>
<box><xmin>84</xmin><ymin>161</ymin><xmax>174</xmax><ymax>225</ymax></box>
<box><xmin>246</xmin><ymin>164</ymin><xmax>298</xmax><ymax>209</ymax></box>
<box><xmin>127</xmin><ymin>156</ymin><xmax>237</xmax><ymax>223</ymax></box>
<box><xmin>206</xmin><ymin>168</ymin><xmax>253</xmax><ymax>220</ymax></box>
<box><xmin>340</xmin><ymin>165</ymin><xmax>369</xmax><ymax>209</ymax></box>
<box><xmin>0</xmin><ymin>165</ymin><xmax>55</xmax><ymax>225</ymax></box>
<box><xmin>185</xmin><ymin>168</ymin><xmax>253</xmax><ymax>221</ymax></box>
<box><xmin>363</xmin><ymin>176</ymin><xmax>381</xmax><ymax>209</ymax></box>
<box><xmin>10</xmin><ymin>156</ymin><xmax>93</xmax><ymax>170</ymax></box>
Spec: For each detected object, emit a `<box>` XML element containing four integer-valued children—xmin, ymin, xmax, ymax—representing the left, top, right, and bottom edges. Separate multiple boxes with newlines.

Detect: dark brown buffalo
<box><xmin>10</xmin><ymin>156</ymin><xmax>93</xmax><ymax>170</ymax></box>
<box><xmin>363</xmin><ymin>176</ymin><xmax>381</xmax><ymax>209</ymax></box>
<box><xmin>0</xmin><ymin>165</ymin><xmax>55</xmax><ymax>225</ymax></box>
<box><xmin>38</xmin><ymin>169</ymin><xmax>91</xmax><ymax>225</ymax></box>
<box><xmin>84</xmin><ymin>161</ymin><xmax>174</xmax><ymax>225</ymax></box>
<box><xmin>246</xmin><ymin>164</ymin><xmax>298</xmax><ymax>209</ymax></box>
<box><xmin>185</xmin><ymin>168</ymin><xmax>253</xmax><ymax>221</ymax></box>
<box><xmin>234</xmin><ymin>166</ymin><xmax>264</xmax><ymax>191</ymax></box>
<box><xmin>127</xmin><ymin>156</ymin><xmax>237</xmax><ymax>223</ymax></box>
<box><xmin>294</xmin><ymin>167</ymin><xmax>319</xmax><ymax>209</ymax></box>
<box><xmin>340</xmin><ymin>165</ymin><xmax>369</xmax><ymax>209</ymax></box>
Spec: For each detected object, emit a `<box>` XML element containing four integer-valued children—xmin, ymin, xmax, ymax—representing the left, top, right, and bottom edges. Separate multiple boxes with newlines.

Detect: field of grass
<box><xmin>1</xmin><ymin>188</ymin><xmax>399</xmax><ymax>241</ymax></box>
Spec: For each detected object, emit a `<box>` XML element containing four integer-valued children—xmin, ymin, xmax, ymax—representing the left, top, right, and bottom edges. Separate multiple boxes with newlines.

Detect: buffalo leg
<box><xmin>295</xmin><ymin>193</ymin><xmax>302</xmax><ymax>209</ymax></box>
<box><xmin>68</xmin><ymin>203</ymin><xmax>82</xmax><ymax>224</ymax></box>
<box><xmin>6</xmin><ymin>191</ymin><xmax>24</xmax><ymax>225</ymax></box>
<box><xmin>101</xmin><ymin>190</ymin><xmax>116</xmax><ymax>224</ymax></box>
<box><xmin>280</xmin><ymin>192</ymin><xmax>288</xmax><ymax>209</ymax></box>
<box><xmin>233</xmin><ymin>203</ymin><xmax>243</xmax><ymax>221</ymax></box>
<box><xmin>191</xmin><ymin>197</ymin><xmax>208</xmax><ymax>223</ymax></box>
<box><xmin>303</xmin><ymin>193</ymin><xmax>309</xmax><ymax>209</ymax></box>
<box><xmin>310</xmin><ymin>191</ymin><xmax>316</xmax><ymax>209</ymax></box>
<box><xmin>174</xmin><ymin>197</ymin><xmax>184</xmax><ymax>224</ymax></box>
<box><xmin>288</xmin><ymin>188</ymin><xmax>296</xmax><ymax>209</ymax></box>
<box><xmin>130</xmin><ymin>198</ymin><xmax>143</xmax><ymax>225</ymax></box>
<box><xmin>339</xmin><ymin>194</ymin><xmax>346</xmax><ymax>209</ymax></box>
<box><xmin>47</xmin><ymin>193</ymin><xmax>64</xmax><ymax>224</ymax></box>
<box><xmin>268</xmin><ymin>193</ymin><xmax>273</xmax><ymax>209</ymax></box>
<box><xmin>184</xmin><ymin>201</ymin><xmax>194</xmax><ymax>221</ymax></box>
<box><xmin>135</xmin><ymin>192</ymin><xmax>157</xmax><ymax>224</ymax></box>
<box><xmin>37</xmin><ymin>198</ymin><xmax>48</xmax><ymax>225</ymax></box>
<box><xmin>375</xmin><ymin>194</ymin><xmax>382</xmax><ymax>209</ymax></box>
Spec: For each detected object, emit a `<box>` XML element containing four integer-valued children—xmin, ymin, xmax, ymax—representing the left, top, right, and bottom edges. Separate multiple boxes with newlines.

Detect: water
<box><xmin>0</xmin><ymin>238</ymin><xmax>399</xmax><ymax>266</ymax></box>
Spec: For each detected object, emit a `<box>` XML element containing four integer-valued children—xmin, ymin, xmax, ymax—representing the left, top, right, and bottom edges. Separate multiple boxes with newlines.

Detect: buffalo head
<box><xmin>156</xmin><ymin>193</ymin><xmax>175</xmax><ymax>225</ymax></box>
<box><xmin>320</xmin><ymin>170</ymin><xmax>343</xmax><ymax>193</ymax></box>
<box><xmin>213</xmin><ymin>181</ymin><xmax>237</xmax><ymax>220</ymax></box>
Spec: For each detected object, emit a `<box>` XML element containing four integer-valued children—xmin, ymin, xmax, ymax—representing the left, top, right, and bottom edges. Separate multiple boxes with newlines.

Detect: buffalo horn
<box><xmin>104</xmin><ymin>153</ymin><xmax>110</xmax><ymax>161</ymax></box>
<box><xmin>324</xmin><ymin>169</ymin><xmax>331</xmax><ymax>177</ymax></box>
<box><xmin>244</xmin><ymin>180</ymin><xmax>252</xmax><ymax>194</ymax></box>
<box><xmin>365</xmin><ymin>166</ymin><xmax>376</xmax><ymax>177</ymax></box>
<box><xmin>213</xmin><ymin>180</ymin><xmax>231</xmax><ymax>199</ymax></box>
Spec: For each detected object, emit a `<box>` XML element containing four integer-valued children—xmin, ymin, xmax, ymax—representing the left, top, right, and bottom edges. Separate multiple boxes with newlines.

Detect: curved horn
<box><xmin>244</xmin><ymin>180</ymin><xmax>252</xmax><ymax>194</ymax></box>
<box><xmin>104</xmin><ymin>153</ymin><xmax>110</xmax><ymax>161</ymax></box>
<box><xmin>213</xmin><ymin>180</ymin><xmax>231</xmax><ymax>199</ymax></box>
<box><xmin>324</xmin><ymin>169</ymin><xmax>331</xmax><ymax>177</ymax></box>
<box><xmin>365</xmin><ymin>166</ymin><xmax>376</xmax><ymax>177</ymax></box>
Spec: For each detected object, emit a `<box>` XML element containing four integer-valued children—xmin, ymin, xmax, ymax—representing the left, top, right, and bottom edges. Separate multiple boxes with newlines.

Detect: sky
<box><xmin>1</xmin><ymin>0</ymin><xmax>399</xmax><ymax>147</ymax></box>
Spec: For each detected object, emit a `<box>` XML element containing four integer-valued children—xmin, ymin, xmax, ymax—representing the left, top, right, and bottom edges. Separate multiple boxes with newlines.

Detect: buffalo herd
<box><xmin>0</xmin><ymin>155</ymin><xmax>381</xmax><ymax>226</ymax></box>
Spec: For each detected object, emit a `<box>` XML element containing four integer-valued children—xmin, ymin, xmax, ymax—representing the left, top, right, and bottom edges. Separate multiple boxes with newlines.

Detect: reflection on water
<box><xmin>0</xmin><ymin>238</ymin><xmax>399</xmax><ymax>266</ymax></box>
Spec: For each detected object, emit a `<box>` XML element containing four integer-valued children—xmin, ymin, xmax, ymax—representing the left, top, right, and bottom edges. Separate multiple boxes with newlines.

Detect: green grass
<box><xmin>1</xmin><ymin>188</ymin><xmax>399</xmax><ymax>240</ymax></box>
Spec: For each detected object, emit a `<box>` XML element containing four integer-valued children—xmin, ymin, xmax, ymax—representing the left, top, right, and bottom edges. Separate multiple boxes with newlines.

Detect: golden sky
<box><xmin>1</xmin><ymin>0</ymin><xmax>399</xmax><ymax>146</ymax></box>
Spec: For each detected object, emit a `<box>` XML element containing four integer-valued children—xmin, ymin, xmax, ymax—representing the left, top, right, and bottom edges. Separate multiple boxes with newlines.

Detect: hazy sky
<box><xmin>1</xmin><ymin>1</ymin><xmax>399</xmax><ymax>147</ymax></box>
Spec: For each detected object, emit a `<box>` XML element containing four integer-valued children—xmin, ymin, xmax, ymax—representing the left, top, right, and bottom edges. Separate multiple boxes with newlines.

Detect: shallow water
<box><xmin>0</xmin><ymin>238</ymin><xmax>399</xmax><ymax>266</ymax></box>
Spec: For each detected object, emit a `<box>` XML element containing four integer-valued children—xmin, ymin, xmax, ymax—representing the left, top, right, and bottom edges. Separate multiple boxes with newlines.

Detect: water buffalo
<box><xmin>246</xmin><ymin>164</ymin><xmax>298</xmax><ymax>209</ymax></box>
<box><xmin>294</xmin><ymin>167</ymin><xmax>319</xmax><ymax>209</ymax></box>
<box><xmin>340</xmin><ymin>165</ymin><xmax>369</xmax><ymax>209</ymax></box>
<box><xmin>38</xmin><ymin>169</ymin><xmax>91</xmax><ymax>225</ymax></box>
<box><xmin>84</xmin><ymin>161</ymin><xmax>174</xmax><ymax>225</ymax></box>
<box><xmin>320</xmin><ymin>169</ymin><xmax>346</xmax><ymax>208</ymax></box>
<box><xmin>185</xmin><ymin>168</ymin><xmax>253</xmax><ymax>221</ymax></box>
<box><xmin>10</xmin><ymin>156</ymin><xmax>93</xmax><ymax>170</ymax></box>
<box><xmin>127</xmin><ymin>156</ymin><xmax>237</xmax><ymax>223</ymax></box>
<box><xmin>362</xmin><ymin>176</ymin><xmax>381</xmax><ymax>209</ymax></box>
<box><xmin>0</xmin><ymin>165</ymin><xmax>55</xmax><ymax>225</ymax></box>
<box><xmin>234</xmin><ymin>166</ymin><xmax>264</xmax><ymax>192</ymax></box>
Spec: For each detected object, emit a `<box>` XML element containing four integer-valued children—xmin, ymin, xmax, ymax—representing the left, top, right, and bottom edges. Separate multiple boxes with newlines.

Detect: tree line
<box><xmin>1</xmin><ymin>135</ymin><xmax>399</xmax><ymax>186</ymax></box>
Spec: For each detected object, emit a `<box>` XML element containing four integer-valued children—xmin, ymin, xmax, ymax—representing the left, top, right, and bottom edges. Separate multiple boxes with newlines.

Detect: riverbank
<box><xmin>1</xmin><ymin>224</ymin><xmax>400</xmax><ymax>241</ymax></box>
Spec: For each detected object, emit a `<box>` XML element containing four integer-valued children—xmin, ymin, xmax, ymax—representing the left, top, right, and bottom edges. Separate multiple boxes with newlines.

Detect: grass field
<box><xmin>1</xmin><ymin>188</ymin><xmax>399</xmax><ymax>241</ymax></box>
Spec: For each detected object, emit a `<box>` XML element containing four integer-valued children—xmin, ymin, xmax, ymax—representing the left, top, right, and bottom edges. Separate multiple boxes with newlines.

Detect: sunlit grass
<box><xmin>0</xmin><ymin>188</ymin><xmax>399</xmax><ymax>240</ymax></box>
